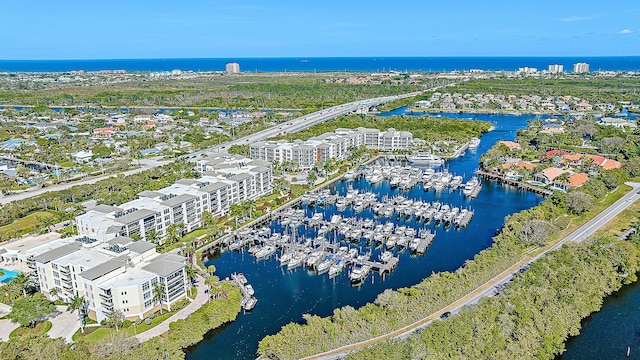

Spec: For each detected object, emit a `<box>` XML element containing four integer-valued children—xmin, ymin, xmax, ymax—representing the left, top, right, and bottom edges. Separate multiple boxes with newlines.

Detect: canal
<box><xmin>188</xmin><ymin>111</ymin><xmax>546</xmax><ymax>359</ymax></box>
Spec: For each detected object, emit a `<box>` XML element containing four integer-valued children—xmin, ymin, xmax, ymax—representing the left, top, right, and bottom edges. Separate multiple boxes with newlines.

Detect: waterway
<box><xmin>188</xmin><ymin>111</ymin><xmax>546</xmax><ymax>359</ymax></box>
<box><xmin>559</xmin><ymin>273</ymin><xmax>640</xmax><ymax>359</ymax></box>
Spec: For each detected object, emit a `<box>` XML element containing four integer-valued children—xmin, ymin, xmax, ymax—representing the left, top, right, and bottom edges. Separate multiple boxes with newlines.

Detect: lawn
<box><xmin>0</xmin><ymin>211</ymin><xmax>56</xmax><ymax>240</ymax></box>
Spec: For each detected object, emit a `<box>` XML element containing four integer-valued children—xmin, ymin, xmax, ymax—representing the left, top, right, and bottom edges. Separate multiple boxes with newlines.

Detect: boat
<box><xmin>468</xmin><ymin>137</ymin><xmax>481</xmax><ymax>149</ymax></box>
<box><xmin>379</xmin><ymin>251</ymin><xmax>394</xmax><ymax>263</ymax></box>
<box><xmin>255</xmin><ymin>246</ymin><xmax>276</xmax><ymax>259</ymax></box>
<box><xmin>279</xmin><ymin>251</ymin><xmax>292</xmax><ymax>266</ymax></box>
<box><xmin>389</xmin><ymin>177</ymin><xmax>401</xmax><ymax>187</ymax></box>
<box><xmin>287</xmin><ymin>253</ymin><xmax>306</xmax><ymax>270</ymax></box>
<box><xmin>349</xmin><ymin>263</ymin><xmax>371</xmax><ymax>284</ymax></box>
<box><xmin>408</xmin><ymin>153</ymin><xmax>444</xmax><ymax>165</ymax></box>
<box><xmin>344</xmin><ymin>170</ymin><xmax>356</xmax><ymax>180</ymax></box>
<box><xmin>463</xmin><ymin>177</ymin><xmax>482</xmax><ymax>198</ymax></box>
<box><xmin>368</xmin><ymin>174</ymin><xmax>384</xmax><ymax>184</ymax></box>
<box><xmin>243</xmin><ymin>296</ymin><xmax>258</xmax><ymax>311</ymax></box>
<box><xmin>236</xmin><ymin>273</ymin><xmax>247</xmax><ymax>285</ymax></box>
<box><xmin>329</xmin><ymin>259</ymin><xmax>344</xmax><ymax>278</ymax></box>
<box><xmin>316</xmin><ymin>255</ymin><xmax>334</xmax><ymax>274</ymax></box>
<box><xmin>450</xmin><ymin>175</ymin><xmax>463</xmax><ymax>189</ymax></box>
<box><xmin>245</xmin><ymin>284</ymin><xmax>255</xmax><ymax>296</ymax></box>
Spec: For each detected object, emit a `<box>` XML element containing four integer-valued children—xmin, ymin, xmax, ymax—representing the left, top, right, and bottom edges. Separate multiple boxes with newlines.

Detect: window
<box><xmin>123</xmin><ymin>300</ymin><xmax>128</xmax><ymax>304</ymax></box>
<box><xmin>142</xmin><ymin>282</ymin><xmax>149</xmax><ymax>291</ymax></box>
<box><xmin>52</xmin><ymin>264</ymin><xmax>58</xmax><ymax>270</ymax></box>
<box><xmin>54</xmin><ymin>279</ymin><xmax>61</xmax><ymax>286</ymax></box>
<box><xmin>53</xmin><ymin>271</ymin><xmax>59</xmax><ymax>278</ymax></box>
<box><xmin>144</xmin><ymin>291</ymin><xmax>151</xmax><ymax>300</ymax></box>
<box><xmin>121</xmin><ymin>291</ymin><xmax>127</xmax><ymax>295</ymax></box>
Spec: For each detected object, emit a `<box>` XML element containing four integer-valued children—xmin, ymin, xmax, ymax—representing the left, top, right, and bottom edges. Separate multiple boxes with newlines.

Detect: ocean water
<box><xmin>1</xmin><ymin>56</ymin><xmax>639</xmax><ymax>73</ymax></box>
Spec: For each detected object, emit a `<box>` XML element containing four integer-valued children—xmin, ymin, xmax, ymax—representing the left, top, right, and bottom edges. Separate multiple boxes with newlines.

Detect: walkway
<box><xmin>0</xmin><ymin>320</ymin><xmax>19</xmax><ymax>342</ymax></box>
<box><xmin>135</xmin><ymin>274</ymin><xmax>208</xmax><ymax>342</ymax></box>
<box><xmin>47</xmin><ymin>306</ymin><xmax>80</xmax><ymax>343</ymax></box>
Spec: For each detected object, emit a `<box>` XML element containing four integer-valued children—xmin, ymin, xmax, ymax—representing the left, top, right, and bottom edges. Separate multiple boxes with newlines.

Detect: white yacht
<box><xmin>408</xmin><ymin>153</ymin><xmax>444</xmax><ymax>165</ymax></box>
<box><xmin>468</xmin><ymin>137</ymin><xmax>481</xmax><ymax>149</ymax></box>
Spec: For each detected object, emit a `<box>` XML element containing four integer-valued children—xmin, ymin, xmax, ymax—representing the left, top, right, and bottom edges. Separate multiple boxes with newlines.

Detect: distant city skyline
<box><xmin>2</xmin><ymin>0</ymin><xmax>638</xmax><ymax>60</ymax></box>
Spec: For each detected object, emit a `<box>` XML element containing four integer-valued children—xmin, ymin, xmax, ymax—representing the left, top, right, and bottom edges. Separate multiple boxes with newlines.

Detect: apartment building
<box><xmin>573</xmin><ymin>62</ymin><xmax>590</xmax><ymax>73</ymax></box>
<box><xmin>32</xmin><ymin>236</ymin><xmax>187</xmax><ymax>322</ymax></box>
<box><xmin>249</xmin><ymin>127</ymin><xmax>412</xmax><ymax>167</ymax></box>
<box><xmin>76</xmin><ymin>155</ymin><xmax>272</xmax><ymax>242</ymax></box>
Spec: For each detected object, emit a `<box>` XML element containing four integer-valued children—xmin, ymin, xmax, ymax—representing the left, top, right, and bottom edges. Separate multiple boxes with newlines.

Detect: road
<box><xmin>184</xmin><ymin>91</ymin><xmax>423</xmax><ymax>160</ymax></box>
<box><xmin>0</xmin><ymin>90</ymin><xmax>423</xmax><ymax>205</ymax></box>
<box><xmin>0</xmin><ymin>158</ymin><xmax>170</xmax><ymax>205</ymax></box>
<box><xmin>305</xmin><ymin>183</ymin><xmax>640</xmax><ymax>360</ymax></box>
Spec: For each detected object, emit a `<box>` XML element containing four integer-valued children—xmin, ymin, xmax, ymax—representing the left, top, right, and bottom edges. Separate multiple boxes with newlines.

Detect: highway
<box><xmin>0</xmin><ymin>91</ymin><xmax>422</xmax><ymax>205</ymax></box>
<box><xmin>0</xmin><ymin>158</ymin><xmax>171</xmax><ymax>205</ymax></box>
<box><xmin>306</xmin><ymin>182</ymin><xmax>640</xmax><ymax>360</ymax></box>
<box><xmin>186</xmin><ymin>91</ymin><xmax>423</xmax><ymax>160</ymax></box>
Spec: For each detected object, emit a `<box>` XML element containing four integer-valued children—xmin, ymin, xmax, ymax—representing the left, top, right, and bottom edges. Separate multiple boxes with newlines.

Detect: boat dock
<box><xmin>415</xmin><ymin>232</ymin><xmax>435</xmax><ymax>254</ymax></box>
<box><xmin>476</xmin><ymin>170</ymin><xmax>552</xmax><ymax>196</ymax></box>
<box><xmin>231</xmin><ymin>273</ymin><xmax>257</xmax><ymax>311</ymax></box>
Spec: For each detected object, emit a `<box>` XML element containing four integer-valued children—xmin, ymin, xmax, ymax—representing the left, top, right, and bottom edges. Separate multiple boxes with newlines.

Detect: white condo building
<box><xmin>31</xmin><ymin>236</ymin><xmax>187</xmax><ymax>322</ymax></box>
<box><xmin>225</xmin><ymin>62</ymin><xmax>240</xmax><ymax>74</ymax></box>
<box><xmin>76</xmin><ymin>155</ymin><xmax>272</xmax><ymax>242</ymax></box>
<box><xmin>548</xmin><ymin>64</ymin><xmax>564</xmax><ymax>73</ymax></box>
<box><xmin>249</xmin><ymin>128</ymin><xmax>412</xmax><ymax>167</ymax></box>
<box><xmin>573</xmin><ymin>63</ymin><xmax>590</xmax><ymax>73</ymax></box>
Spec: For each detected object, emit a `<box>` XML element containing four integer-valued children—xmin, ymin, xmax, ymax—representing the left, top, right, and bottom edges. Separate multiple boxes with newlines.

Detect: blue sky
<box><xmin>1</xmin><ymin>0</ymin><xmax>638</xmax><ymax>59</ymax></box>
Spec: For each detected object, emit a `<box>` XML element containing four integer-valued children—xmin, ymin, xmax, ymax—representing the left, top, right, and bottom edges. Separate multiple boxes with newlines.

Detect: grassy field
<box><xmin>0</xmin><ymin>211</ymin><xmax>55</xmax><ymax>240</ymax></box>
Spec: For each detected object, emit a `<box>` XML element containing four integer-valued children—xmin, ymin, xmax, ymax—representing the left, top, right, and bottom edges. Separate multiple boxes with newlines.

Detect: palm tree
<box><xmin>242</xmin><ymin>200</ymin><xmax>256</xmax><ymax>219</ymax></box>
<box><xmin>201</xmin><ymin>211</ymin><xmax>214</xmax><ymax>229</ymax></box>
<box><xmin>229</xmin><ymin>203</ymin><xmax>244</xmax><ymax>229</ymax></box>
<box><xmin>185</xmin><ymin>265</ymin><xmax>197</xmax><ymax>297</ymax></box>
<box><xmin>152</xmin><ymin>282</ymin><xmax>166</xmax><ymax>315</ymax></box>
<box><xmin>49</xmin><ymin>287</ymin><xmax>58</xmax><ymax>300</ymax></box>
<box><xmin>12</xmin><ymin>273</ymin><xmax>31</xmax><ymax>298</ymax></box>
<box><xmin>67</xmin><ymin>295</ymin><xmax>87</xmax><ymax>333</ymax></box>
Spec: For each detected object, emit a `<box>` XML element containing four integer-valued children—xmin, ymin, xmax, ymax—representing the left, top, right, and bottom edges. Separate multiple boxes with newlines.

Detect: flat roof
<box><xmin>33</xmin><ymin>243</ymin><xmax>81</xmax><ymax>264</ymax></box>
<box><xmin>200</xmin><ymin>182</ymin><xmax>229</xmax><ymax>192</ymax></box>
<box><xmin>101</xmin><ymin>266</ymin><xmax>156</xmax><ymax>288</ymax></box>
<box><xmin>161</xmin><ymin>193</ymin><xmax>196</xmax><ymax>207</ymax></box>
<box><xmin>93</xmin><ymin>204</ymin><xmax>121</xmax><ymax>214</ymax></box>
<box><xmin>142</xmin><ymin>253</ymin><xmax>185</xmax><ymax>277</ymax></box>
<box><xmin>80</xmin><ymin>256</ymin><xmax>128</xmax><ymax>281</ymax></box>
<box><xmin>127</xmin><ymin>241</ymin><xmax>156</xmax><ymax>254</ymax></box>
<box><xmin>114</xmin><ymin>208</ymin><xmax>156</xmax><ymax>225</ymax></box>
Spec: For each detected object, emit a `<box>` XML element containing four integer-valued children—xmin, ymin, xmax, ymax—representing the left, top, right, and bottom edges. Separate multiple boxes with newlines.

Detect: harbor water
<box><xmin>188</xmin><ymin>112</ymin><xmax>545</xmax><ymax>359</ymax></box>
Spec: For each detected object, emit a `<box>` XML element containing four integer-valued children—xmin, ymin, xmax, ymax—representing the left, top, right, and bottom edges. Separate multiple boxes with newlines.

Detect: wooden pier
<box><xmin>415</xmin><ymin>233</ymin><xmax>435</xmax><ymax>254</ymax></box>
<box><xmin>476</xmin><ymin>170</ymin><xmax>552</xmax><ymax>196</ymax></box>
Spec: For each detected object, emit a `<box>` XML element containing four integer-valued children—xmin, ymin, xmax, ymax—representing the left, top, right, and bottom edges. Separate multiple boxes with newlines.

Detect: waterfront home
<box><xmin>72</xmin><ymin>150</ymin><xmax>93</xmax><ymax>163</ymax></box>
<box><xmin>499</xmin><ymin>141</ymin><xmax>522</xmax><ymax>151</ymax></box>
<box><xmin>562</xmin><ymin>153</ymin><xmax>622</xmax><ymax>170</ymax></box>
<box><xmin>599</xmin><ymin>117</ymin><xmax>638</xmax><ymax>130</ymax></box>
<box><xmin>534</xmin><ymin>167</ymin><xmax>566</xmax><ymax>185</ymax></box>
<box><xmin>551</xmin><ymin>172</ymin><xmax>589</xmax><ymax>192</ymax></box>
<box><xmin>502</xmin><ymin>161</ymin><xmax>536</xmax><ymax>173</ymax></box>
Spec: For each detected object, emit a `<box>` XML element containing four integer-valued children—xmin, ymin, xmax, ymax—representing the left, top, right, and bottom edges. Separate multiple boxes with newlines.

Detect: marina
<box><xmin>223</xmin><ymin>162</ymin><xmax>477</xmax><ymax>285</ymax></box>
<box><xmin>191</xmin><ymin>112</ymin><xmax>545</xmax><ymax>360</ymax></box>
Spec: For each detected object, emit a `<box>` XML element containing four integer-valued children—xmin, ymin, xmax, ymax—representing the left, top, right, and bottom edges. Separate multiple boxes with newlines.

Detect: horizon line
<box><xmin>2</xmin><ymin>55</ymin><xmax>640</xmax><ymax>62</ymax></box>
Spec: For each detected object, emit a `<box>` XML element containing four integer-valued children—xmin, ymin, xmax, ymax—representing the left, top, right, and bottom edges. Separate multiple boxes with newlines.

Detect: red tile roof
<box><xmin>568</xmin><ymin>173</ymin><xmax>589</xmax><ymax>187</ymax></box>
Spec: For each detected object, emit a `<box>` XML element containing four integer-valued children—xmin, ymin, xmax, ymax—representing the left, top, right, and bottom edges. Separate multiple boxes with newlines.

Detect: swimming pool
<box><xmin>0</xmin><ymin>269</ymin><xmax>20</xmax><ymax>283</ymax></box>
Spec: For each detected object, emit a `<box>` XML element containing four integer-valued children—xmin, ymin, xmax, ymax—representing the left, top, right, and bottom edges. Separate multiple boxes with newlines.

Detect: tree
<box><xmin>229</xmin><ymin>203</ymin><xmax>244</xmax><ymax>229</ymax></box>
<box><xmin>105</xmin><ymin>309</ymin><xmax>125</xmax><ymax>333</ymax></box>
<box><xmin>9</xmin><ymin>293</ymin><xmax>55</xmax><ymax>327</ymax></box>
<box><xmin>166</xmin><ymin>223</ymin><xmax>184</xmax><ymax>245</ymax></box>
<box><xmin>12</xmin><ymin>272</ymin><xmax>32</xmax><ymax>298</ymax></box>
<box><xmin>201</xmin><ymin>210</ymin><xmax>215</xmax><ymax>229</ymax></box>
<box><xmin>521</xmin><ymin>219</ymin><xmax>558</xmax><ymax>246</ymax></box>
<box><xmin>67</xmin><ymin>295</ymin><xmax>87</xmax><ymax>333</ymax></box>
<box><xmin>565</xmin><ymin>191</ymin><xmax>594</xmax><ymax>215</ymax></box>
<box><xmin>152</xmin><ymin>282</ymin><xmax>166</xmax><ymax>315</ymax></box>
<box><xmin>185</xmin><ymin>265</ymin><xmax>197</xmax><ymax>297</ymax></box>
<box><xmin>307</xmin><ymin>171</ymin><xmax>318</xmax><ymax>186</ymax></box>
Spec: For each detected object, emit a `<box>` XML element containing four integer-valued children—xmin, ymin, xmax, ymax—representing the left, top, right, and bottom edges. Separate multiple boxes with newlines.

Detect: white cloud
<box><xmin>560</xmin><ymin>15</ymin><xmax>597</xmax><ymax>22</ymax></box>
<box><xmin>617</xmin><ymin>29</ymin><xmax>634</xmax><ymax>34</ymax></box>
